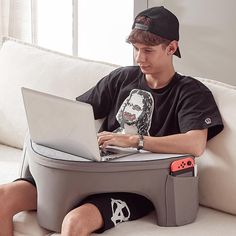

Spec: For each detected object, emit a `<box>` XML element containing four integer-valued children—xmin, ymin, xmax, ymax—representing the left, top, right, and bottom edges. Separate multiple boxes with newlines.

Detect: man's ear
<box><xmin>167</xmin><ymin>40</ymin><xmax>178</xmax><ymax>55</ymax></box>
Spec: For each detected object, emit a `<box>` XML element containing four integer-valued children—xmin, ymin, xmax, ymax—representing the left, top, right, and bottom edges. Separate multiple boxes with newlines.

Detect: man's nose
<box><xmin>135</xmin><ymin>51</ymin><xmax>145</xmax><ymax>63</ymax></box>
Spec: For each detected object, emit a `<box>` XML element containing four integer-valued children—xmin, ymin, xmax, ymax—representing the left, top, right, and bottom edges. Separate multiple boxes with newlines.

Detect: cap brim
<box><xmin>174</xmin><ymin>47</ymin><xmax>181</xmax><ymax>58</ymax></box>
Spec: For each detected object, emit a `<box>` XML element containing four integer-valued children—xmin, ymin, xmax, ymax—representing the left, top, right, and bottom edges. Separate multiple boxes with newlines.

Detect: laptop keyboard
<box><xmin>100</xmin><ymin>149</ymin><xmax>117</xmax><ymax>157</ymax></box>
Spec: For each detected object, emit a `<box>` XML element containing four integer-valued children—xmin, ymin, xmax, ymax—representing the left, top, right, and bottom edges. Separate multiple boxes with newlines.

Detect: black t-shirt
<box><xmin>77</xmin><ymin>66</ymin><xmax>223</xmax><ymax>140</ymax></box>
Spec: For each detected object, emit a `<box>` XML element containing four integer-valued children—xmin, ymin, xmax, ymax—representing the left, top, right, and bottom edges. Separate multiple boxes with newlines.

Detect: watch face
<box><xmin>138</xmin><ymin>135</ymin><xmax>144</xmax><ymax>150</ymax></box>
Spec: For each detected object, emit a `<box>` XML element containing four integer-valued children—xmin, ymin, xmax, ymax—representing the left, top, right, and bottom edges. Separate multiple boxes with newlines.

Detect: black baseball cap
<box><xmin>132</xmin><ymin>6</ymin><xmax>181</xmax><ymax>58</ymax></box>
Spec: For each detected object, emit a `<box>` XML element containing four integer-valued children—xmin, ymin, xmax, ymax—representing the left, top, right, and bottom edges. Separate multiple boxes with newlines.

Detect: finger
<box><xmin>97</xmin><ymin>131</ymin><xmax>112</xmax><ymax>137</ymax></box>
<box><xmin>102</xmin><ymin>140</ymin><xmax>114</xmax><ymax>149</ymax></box>
<box><xmin>98</xmin><ymin>134</ymin><xmax>114</xmax><ymax>145</ymax></box>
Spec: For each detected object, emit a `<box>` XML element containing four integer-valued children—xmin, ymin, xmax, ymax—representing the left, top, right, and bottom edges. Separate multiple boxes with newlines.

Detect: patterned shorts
<box><xmin>79</xmin><ymin>192</ymin><xmax>154</xmax><ymax>233</ymax></box>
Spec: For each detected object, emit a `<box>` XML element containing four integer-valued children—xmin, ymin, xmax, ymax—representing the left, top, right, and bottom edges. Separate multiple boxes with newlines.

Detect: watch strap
<box><xmin>137</xmin><ymin>134</ymin><xmax>144</xmax><ymax>150</ymax></box>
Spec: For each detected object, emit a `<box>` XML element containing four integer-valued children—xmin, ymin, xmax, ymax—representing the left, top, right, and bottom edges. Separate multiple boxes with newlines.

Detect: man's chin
<box><xmin>140</xmin><ymin>67</ymin><xmax>151</xmax><ymax>74</ymax></box>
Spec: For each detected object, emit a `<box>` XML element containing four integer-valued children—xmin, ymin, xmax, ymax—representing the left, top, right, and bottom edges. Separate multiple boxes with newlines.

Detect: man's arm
<box><xmin>98</xmin><ymin>129</ymin><xmax>208</xmax><ymax>157</ymax></box>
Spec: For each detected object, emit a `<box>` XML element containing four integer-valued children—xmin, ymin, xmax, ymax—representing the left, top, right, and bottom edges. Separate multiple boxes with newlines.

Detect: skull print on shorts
<box><xmin>111</xmin><ymin>198</ymin><xmax>131</xmax><ymax>226</ymax></box>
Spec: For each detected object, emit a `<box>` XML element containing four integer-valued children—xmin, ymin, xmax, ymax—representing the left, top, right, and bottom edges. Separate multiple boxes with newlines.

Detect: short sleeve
<box><xmin>76</xmin><ymin>67</ymin><xmax>124</xmax><ymax>119</ymax></box>
<box><xmin>178</xmin><ymin>87</ymin><xmax>223</xmax><ymax>140</ymax></box>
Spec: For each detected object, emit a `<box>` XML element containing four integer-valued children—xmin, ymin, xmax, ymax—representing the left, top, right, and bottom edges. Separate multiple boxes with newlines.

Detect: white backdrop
<box><xmin>1</xmin><ymin>0</ymin><xmax>235</xmax><ymax>85</ymax></box>
<box><xmin>149</xmin><ymin>0</ymin><xmax>236</xmax><ymax>86</ymax></box>
<box><xmin>0</xmin><ymin>0</ymin><xmax>33</xmax><ymax>46</ymax></box>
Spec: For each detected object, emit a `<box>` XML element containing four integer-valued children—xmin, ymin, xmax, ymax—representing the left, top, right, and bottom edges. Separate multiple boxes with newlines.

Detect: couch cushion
<box><xmin>0</xmin><ymin>38</ymin><xmax>118</xmax><ymax>149</ymax></box>
<box><xmin>14</xmin><ymin>212</ymin><xmax>51</xmax><ymax>236</ymax></box>
<box><xmin>196</xmin><ymin>78</ymin><xmax>236</xmax><ymax>215</ymax></box>
<box><xmin>0</xmin><ymin>144</ymin><xmax>22</xmax><ymax>184</ymax></box>
<box><xmin>17</xmin><ymin>207</ymin><xmax>236</xmax><ymax>236</ymax></box>
<box><xmin>14</xmin><ymin>207</ymin><xmax>236</xmax><ymax>236</ymax></box>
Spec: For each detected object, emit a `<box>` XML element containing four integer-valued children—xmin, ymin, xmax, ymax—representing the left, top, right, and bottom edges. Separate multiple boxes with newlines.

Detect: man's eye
<box><xmin>144</xmin><ymin>49</ymin><xmax>153</xmax><ymax>53</ymax></box>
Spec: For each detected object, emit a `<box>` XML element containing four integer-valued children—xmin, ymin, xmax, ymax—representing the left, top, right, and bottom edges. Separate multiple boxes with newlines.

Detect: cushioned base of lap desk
<box><xmin>26</xmin><ymin>138</ymin><xmax>199</xmax><ymax>232</ymax></box>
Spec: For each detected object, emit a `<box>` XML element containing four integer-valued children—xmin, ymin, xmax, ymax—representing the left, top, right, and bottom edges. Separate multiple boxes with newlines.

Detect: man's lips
<box><xmin>139</xmin><ymin>65</ymin><xmax>150</xmax><ymax>70</ymax></box>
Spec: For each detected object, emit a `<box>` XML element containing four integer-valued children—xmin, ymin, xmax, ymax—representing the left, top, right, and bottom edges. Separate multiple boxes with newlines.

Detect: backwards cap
<box><xmin>132</xmin><ymin>6</ymin><xmax>181</xmax><ymax>58</ymax></box>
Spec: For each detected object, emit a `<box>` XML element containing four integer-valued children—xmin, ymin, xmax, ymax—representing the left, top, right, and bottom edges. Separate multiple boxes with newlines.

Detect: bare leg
<box><xmin>61</xmin><ymin>203</ymin><xmax>103</xmax><ymax>236</ymax></box>
<box><xmin>0</xmin><ymin>181</ymin><xmax>37</xmax><ymax>236</ymax></box>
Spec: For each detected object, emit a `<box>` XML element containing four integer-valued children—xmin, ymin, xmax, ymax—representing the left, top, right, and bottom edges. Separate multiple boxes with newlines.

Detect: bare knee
<box><xmin>0</xmin><ymin>181</ymin><xmax>37</xmax><ymax>218</ymax></box>
<box><xmin>61</xmin><ymin>203</ymin><xmax>103</xmax><ymax>236</ymax></box>
<box><xmin>0</xmin><ymin>184</ymin><xmax>16</xmax><ymax>218</ymax></box>
<box><xmin>62</xmin><ymin>211</ymin><xmax>88</xmax><ymax>236</ymax></box>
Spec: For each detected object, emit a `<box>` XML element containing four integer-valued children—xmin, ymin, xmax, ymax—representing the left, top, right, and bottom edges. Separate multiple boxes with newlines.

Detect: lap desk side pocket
<box><xmin>25</xmin><ymin>137</ymin><xmax>199</xmax><ymax>232</ymax></box>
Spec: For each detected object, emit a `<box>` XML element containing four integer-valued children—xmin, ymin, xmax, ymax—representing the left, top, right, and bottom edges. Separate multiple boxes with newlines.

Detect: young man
<box><xmin>0</xmin><ymin>6</ymin><xmax>223</xmax><ymax>236</ymax></box>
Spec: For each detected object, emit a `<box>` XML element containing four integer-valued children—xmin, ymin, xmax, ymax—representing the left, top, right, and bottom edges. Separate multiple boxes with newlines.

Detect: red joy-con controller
<box><xmin>170</xmin><ymin>157</ymin><xmax>194</xmax><ymax>176</ymax></box>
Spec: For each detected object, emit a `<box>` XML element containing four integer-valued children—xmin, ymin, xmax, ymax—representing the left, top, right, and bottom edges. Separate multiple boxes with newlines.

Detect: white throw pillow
<box><xmin>0</xmin><ymin>38</ymin><xmax>118</xmax><ymax>149</ymax></box>
<box><xmin>196</xmin><ymin>78</ymin><xmax>236</xmax><ymax>215</ymax></box>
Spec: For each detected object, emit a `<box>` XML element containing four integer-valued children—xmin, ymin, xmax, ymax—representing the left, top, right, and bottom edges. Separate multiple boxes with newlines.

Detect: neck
<box><xmin>145</xmin><ymin>65</ymin><xmax>175</xmax><ymax>89</ymax></box>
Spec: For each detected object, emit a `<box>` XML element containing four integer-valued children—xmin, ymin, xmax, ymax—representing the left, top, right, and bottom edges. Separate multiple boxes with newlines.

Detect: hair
<box><xmin>126</xmin><ymin>16</ymin><xmax>171</xmax><ymax>48</ymax></box>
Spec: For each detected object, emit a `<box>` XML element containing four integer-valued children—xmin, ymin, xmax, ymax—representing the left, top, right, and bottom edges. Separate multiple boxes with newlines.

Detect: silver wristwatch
<box><xmin>137</xmin><ymin>134</ymin><xmax>144</xmax><ymax>150</ymax></box>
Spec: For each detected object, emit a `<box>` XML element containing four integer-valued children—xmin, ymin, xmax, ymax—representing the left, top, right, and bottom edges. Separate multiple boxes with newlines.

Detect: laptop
<box><xmin>21</xmin><ymin>87</ymin><xmax>138</xmax><ymax>162</ymax></box>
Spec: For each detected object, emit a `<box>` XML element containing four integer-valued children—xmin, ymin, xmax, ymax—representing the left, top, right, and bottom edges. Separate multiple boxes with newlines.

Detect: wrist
<box><xmin>137</xmin><ymin>134</ymin><xmax>144</xmax><ymax>150</ymax></box>
<box><xmin>129</xmin><ymin>134</ymin><xmax>145</xmax><ymax>150</ymax></box>
<box><xmin>129</xmin><ymin>135</ymin><xmax>139</xmax><ymax>148</ymax></box>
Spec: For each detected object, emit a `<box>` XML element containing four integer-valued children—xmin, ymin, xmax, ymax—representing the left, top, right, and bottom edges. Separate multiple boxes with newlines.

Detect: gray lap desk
<box><xmin>25</xmin><ymin>138</ymin><xmax>199</xmax><ymax>232</ymax></box>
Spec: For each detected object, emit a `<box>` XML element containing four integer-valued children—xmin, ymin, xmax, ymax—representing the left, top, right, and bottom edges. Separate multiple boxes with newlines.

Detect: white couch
<box><xmin>0</xmin><ymin>37</ymin><xmax>236</xmax><ymax>236</ymax></box>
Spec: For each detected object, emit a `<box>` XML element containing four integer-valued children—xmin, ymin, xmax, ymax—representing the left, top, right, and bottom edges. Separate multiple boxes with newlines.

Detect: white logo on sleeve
<box><xmin>205</xmin><ymin>118</ymin><xmax>212</xmax><ymax>125</ymax></box>
<box><xmin>111</xmin><ymin>198</ymin><xmax>131</xmax><ymax>226</ymax></box>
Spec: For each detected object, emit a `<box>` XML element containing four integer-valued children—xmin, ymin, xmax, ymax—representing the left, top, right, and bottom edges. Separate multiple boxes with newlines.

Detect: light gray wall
<box><xmin>148</xmin><ymin>0</ymin><xmax>236</xmax><ymax>86</ymax></box>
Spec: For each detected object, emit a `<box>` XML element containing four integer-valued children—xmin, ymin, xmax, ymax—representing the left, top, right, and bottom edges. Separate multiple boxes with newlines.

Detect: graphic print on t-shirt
<box><xmin>114</xmin><ymin>89</ymin><xmax>154</xmax><ymax>135</ymax></box>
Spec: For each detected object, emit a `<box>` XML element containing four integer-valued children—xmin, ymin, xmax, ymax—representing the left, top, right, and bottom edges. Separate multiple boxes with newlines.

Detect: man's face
<box><xmin>133</xmin><ymin>43</ymin><xmax>169</xmax><ymax>75</ymax></box>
